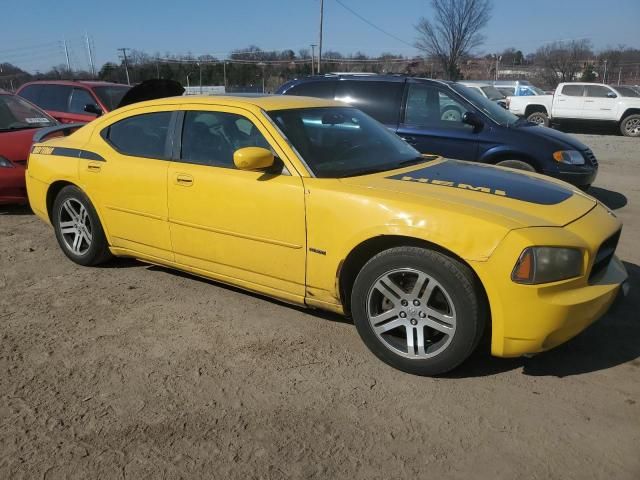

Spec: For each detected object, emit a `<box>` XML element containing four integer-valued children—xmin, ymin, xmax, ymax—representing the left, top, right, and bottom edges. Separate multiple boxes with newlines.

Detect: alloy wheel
<box><xmin>58</xmin><ymin>198</ymin><xmax>93</xmax><ymax>256</ymax></box>
<box><xmin>625</xmin><ymin>118</ymin><xmax>640</xmax><ymax>136</ymax></box>
<box><xmin>366</xmin><ymin>268</ymin><xmax>457</xmax><ymax>359</ymax></box>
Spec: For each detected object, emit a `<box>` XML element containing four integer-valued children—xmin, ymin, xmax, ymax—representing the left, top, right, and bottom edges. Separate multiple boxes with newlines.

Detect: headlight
<box><xmin>0</xmin><ymin>156</ymin><xmax>15</xmax><ymax>168</ymax></box>
<box><xmin>512</xmin><ymin>247</ymin><xmax>583</xmax><ymax>284</ymax></box>
<box><xmin>553</xmin><ymin>150</ymin><xmax>585</xmax><ymax>165</ymax></box>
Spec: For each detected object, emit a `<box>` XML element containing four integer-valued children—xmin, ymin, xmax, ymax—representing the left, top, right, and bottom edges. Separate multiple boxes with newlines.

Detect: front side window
<box><xmin>405</xmin><ymin>83</ymin><xmax>469</xmax><ymax>127</ymax></box>
<box><xmin>585</xmin><ymin>85</ymin><xmax>614</xmax><ymax>98</ymax></box>
<box><xmin>180</xmin><ymin>111</ymin><xmax>270</xmax><ymax>167</ymax></box>
<box><xmin>104</xmin><ymin>111</ymin><xmax>172</xmax><ymax>159</ymax></box>
<box><xmin>496</xmin><ymin>86</ymin><xmax>515</xmax><ymax>96</ymax></box>
<box><xmin>613</xmin><ymin>86</ymin><xmax>640</xmax><ymax>97</ymax></box>
<box><xmin>269</xmin><ymin>106</ymin><xmax>421</xmax><ymax>178</ymax></box>
<box><xmin>480</xmin><ymin>86</ymin><xmax>505</xmax><ymax>101</ymax></box>
<box><xmin>451</xmin><ymin>83</ymin><xmax>520</xmax><ymax>126</ymax></box>
<box><xmin>69</xmin><ymin>88</ymin><xmax>98</xmax><ymax>114</ymax></box>
<box><xmin>562</xmin><ymin>85</ymin><xmax>585</xmax><ymax>97</ymax></box>
<box><xmin>0</xmin><ymin>94</ymin><xmax>56</xmax><ymax>131</ymax></box>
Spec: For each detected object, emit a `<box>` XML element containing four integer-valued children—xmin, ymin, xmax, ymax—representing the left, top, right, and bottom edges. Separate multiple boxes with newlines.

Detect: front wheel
<box><xmin>527</xmin><ymin>111</ymin><xmax>549</xmax><ymax>127</ymax></box>
<box><xmin>495</xmin><ymin>159</ymin><xmax>536</xmax><ymax>172</ymax></box>
<box><xmin>52</xmin><ymin>185</ymin><xmax>112</xmax><ymax>266</ymax></box>
<box><xmin>620</xmin><ymin>114</ymin><xmax>640</xmax><ymax>137</ymax></box>
<box><xmin>351</xmin><ymin>247</ymin><xmax>486</xmax><ymax>376</ymax></box>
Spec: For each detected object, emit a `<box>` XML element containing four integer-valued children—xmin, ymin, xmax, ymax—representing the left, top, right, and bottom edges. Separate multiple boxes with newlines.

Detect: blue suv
<box><xmin>277</xmin><ymin>75</ymin><xmax>597</xmax><ymax>189</ymax></box>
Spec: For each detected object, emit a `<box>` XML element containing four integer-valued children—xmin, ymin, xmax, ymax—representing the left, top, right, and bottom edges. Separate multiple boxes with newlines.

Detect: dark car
<box><xmin>277</xmin><ymin>75</ymin><xmax>597</xmax><ymax>189</ymax></box>
<box><xmin>16</xmin><ymin>80</ymin><xmax>131</xmax><ymax>123</ymax></box>
<box><xmin>0</xmin><ymin>90</ymin><xmax>57</xmax><ymax>204</ymax></box>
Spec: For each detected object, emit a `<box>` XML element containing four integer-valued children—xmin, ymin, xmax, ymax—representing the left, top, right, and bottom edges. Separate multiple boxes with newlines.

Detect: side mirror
<box><xmin>462</xmin><ymin>111</ymin><xmax>484</xmax><ymax>132</ymax></box>
<box><xmin>607</xmin><ymin>91</ymin><xmax>617</xmax><ymax>98</ymax></box>
<box><xmin>84</xmin><ymin>104</ymin><xmax>103</xmax><ymax>116</ymax></box>
<box><xmin>233</xmin><ymin>147</ymin><xmax>274</xmax><ymax>171</ymax></box>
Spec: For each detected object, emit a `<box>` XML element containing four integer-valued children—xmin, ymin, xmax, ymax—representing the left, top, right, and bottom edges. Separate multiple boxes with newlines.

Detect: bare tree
<box><xmin>535</xmin><ymin>39</ymin><xmax>593</xmax><ymax>85</ymax></box>
<box><xmin>415</xmin><ymin>0</ymin><xmax>492</xmax><ymax>80</ymax></box>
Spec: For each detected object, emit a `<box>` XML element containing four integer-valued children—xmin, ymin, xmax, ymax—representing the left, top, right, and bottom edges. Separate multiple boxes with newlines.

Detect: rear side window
<box><xmin>18</xmin><ymin>85</ymin><xmax>40</xmax><ymax>104</ymax></box>
<box><xmin>584</xmin><ymin>85</ymin><xmax>614</xmax><ymax>98</ymax></box>
<box><xmin>287</xmin><ymin>81</ymin><xmax>335</xmax><ymax>99</ymax></box>
<box><xmin>561</xmin><ymin>85</ymin><xmax>584</xmax><ymax>96</ymax></box>
<box><xmin>103</xmin><ymin>112</ymin><xmax>172</xmax><ymax>159</ymax></box>
<box><xmin>334</xmin><ymin>80</ymin><xmax>403</xmax><ymax>125</ymax></box>
<box><xmin>69</xmin><ymin>88</ymin><xmax>98</xmax><ymax>114</ymax></box>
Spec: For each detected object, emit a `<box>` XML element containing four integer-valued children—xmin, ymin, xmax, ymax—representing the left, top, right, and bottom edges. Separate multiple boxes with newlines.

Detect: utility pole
<box><xmin>198</xmin><ymin>62</ymin><xmax>202</xmax><ymax>94</ymax></box>
<box><xmin>318</xmin><ymin>0</ymin><xmax>324</xmax><ymax>75</ymax></box>
<box><xmin>223</xmin><ymin>62</ymin><xmax>227</xmax><ymax>91</ymax></box>
<box><xmin>63</xmin><ymin>40</ymin><xmax>71</xmax><ymax>73</ymax></box>
<box><xmin>617</xmin><ymin>67</ymin><xmax>622</xmax><ymax>85</ymax></box>
<box><xmin>603</xmin><ymin>59</ymin><xmax>608</xmax><ymax>84</ymax></box>
<box><xmin>85</xmin><ymin>33</ymin><xmax>95</xmax><ymax>78</ymax></box>
<box><xmin>310</xmin><ymin>44</ymin><xmax>317</xmax><ymax>74</ymax></box>
<box><xmin>118</xmin><ymin>48</ymin><xmax>131</xmax><ymax>85</ymax></box>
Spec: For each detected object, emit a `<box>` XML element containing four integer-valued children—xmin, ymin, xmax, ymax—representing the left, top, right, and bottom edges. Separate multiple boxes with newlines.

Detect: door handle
<box><xmin>87</xmin><ymin>162</ymin><xmax>101</xmax><ymax>172</ymax></box>
<box><xmin>400</xmin><ymin>135</ymin><xmax>417</xmax><ymax>145</ymax></box>
<box><xmin>175</xmin><ymin>174</ymin><xmax>194</xmax><ymax>186</ymax></box>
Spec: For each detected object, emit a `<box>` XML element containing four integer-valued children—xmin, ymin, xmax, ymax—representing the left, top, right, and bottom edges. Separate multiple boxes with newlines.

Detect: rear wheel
<box><xmin>620</xmin><ymin>114</ymin><xmax>640</xmax><ymax>137</ymax></box>
<box><xmin>351</xmin><ymin>247</ymin><xmax>485</xmax><ymax>376</ymax></box>
<box><xmin>495</xmin><ymin>159</ymin><xmax>536</xmax><ymax>172</ymax></box>
<box><xmin>527</xmin><ymin>111</ymin><xmax>549</xmax><ymax>127</ymax></box>
<box><xmin>52</xmin><ymin>185</ymin><xmax>112</xmax><ymax>266</ymax></box>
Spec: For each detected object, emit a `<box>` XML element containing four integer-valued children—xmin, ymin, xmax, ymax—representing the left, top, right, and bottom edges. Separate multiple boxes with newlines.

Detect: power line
<box><xmin>333</xmin><ymin>0</ymin><xmax>415</xmax><ymax>49</ymax></box>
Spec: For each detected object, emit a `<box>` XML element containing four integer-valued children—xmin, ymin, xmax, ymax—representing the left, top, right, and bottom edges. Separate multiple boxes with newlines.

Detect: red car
<box><xmin>0</xmin><ymin>89</ymin><xmax>58</xmax><ymax>204</ymax></box>
<box><xmin>16</xmin><ymin>80</ymin><xmax>130</xmax><ymax>123</ymax></box>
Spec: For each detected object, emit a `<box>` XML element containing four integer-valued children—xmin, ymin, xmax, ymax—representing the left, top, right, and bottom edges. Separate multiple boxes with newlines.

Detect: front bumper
<box><xmin>470</xmin><ymin>202</ymin><xmax>627</xmax><ymax>357</ymax></box>
<box><xmin>0</xmin><ymin>164</ymin><xmax>27</xmax><ymax>205</ymax></box>
<box><xmin>544</xmin><ymin>166</ymin><xmax>597</xmax><ymax>188</ymax></box>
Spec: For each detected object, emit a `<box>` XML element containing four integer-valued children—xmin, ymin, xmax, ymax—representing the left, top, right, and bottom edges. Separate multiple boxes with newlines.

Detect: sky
<box><xmin>1</xmin><ymin>0</ymin><xmax>639</xmax><ymax>73</ymax></box>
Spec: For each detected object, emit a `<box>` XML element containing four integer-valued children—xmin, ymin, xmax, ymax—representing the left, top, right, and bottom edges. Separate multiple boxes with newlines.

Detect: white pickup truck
<box><xmin>508</xmin><ymin>83</ymin><xmax>640</xmax><ymax>137</ymax></box>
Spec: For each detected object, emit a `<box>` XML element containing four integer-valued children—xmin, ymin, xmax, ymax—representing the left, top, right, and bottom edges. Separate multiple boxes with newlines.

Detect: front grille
<box><xmin>583</xmin><ymin>149</ymin><xmax>598</xmax><ymax>168</ymax></box>
<box><xmin>589</xmin><ymin>229</ymin><xmax>621</xmax><ymax>282</ymax></box>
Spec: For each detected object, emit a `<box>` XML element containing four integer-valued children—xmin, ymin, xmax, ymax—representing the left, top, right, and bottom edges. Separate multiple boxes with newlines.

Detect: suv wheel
<box><xmin>52</xmin><ymin>185</ymin><xmax>112</xmax><ymax>266</ymax></box>
<box><xmin>620</xmin><ymin>114</ymin><xmax>640</xmax><ymax>137</ymax></box>
<box><xmin>351</xmin><ymin>247</ymin><xmax>485</xmax><ymax>376</ymax></box>
<box><xmin>495</xmin><ymin>159</ymin><xmax>536</xmax><ymax>172</ymax></box>
<box><xmin>527</xmin><ymin>111</ymin><xmax>549</xmax><ymax>126</ymax></box>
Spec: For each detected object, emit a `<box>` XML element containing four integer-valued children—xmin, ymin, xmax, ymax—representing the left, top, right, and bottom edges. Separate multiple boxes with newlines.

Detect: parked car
<box><xmin>277</xmin><ymin>75</ymin><xmax>598</xmax><ymax>189</ymax></box>
<box><xmin>17</xmin><ymin>80</ymin><xmax>130</xmax><ymax>123</ymax></box>
<box><xmin>457</xmin><ymin>81</ymin><xmax>507</xmax><ymax>108</ymax></box>
<box><xmin>464</xmin><ymin>80</ymin><xmax>546</xmax><ymax>98</ymax></box>
<box><xmin>508</xmin><ymin>82</ymin><xmax>640</xmax><ymax>136</ymax></box>
<box><xmin>0</xmin><ymin>89</ymin><xmax>57</xmax><ymax>204</ymax></box>
<box><xmin>26</xmin><ymin>94</ymin><xmax>628</xmax><ymax>375</ymax></box>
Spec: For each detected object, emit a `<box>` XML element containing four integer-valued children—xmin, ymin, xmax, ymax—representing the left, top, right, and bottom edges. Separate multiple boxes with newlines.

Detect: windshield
<box><xmin>0</xmin><ymin>94</ymin><xmax>56</xmax><ymax>131</ymax></box>
<box><xmin>268</xmin><ymin>107</ymin><xmax>423</xmax><ymax>178</ymax></box>
<box><xmin>451</xmin><ymin>84</ymin><xmax>520</xmax><ymax>126</ymax></box>
<box><xmin>480</xmin><ymin>85</ymin><xmax>505</xmax><ymax>101</ymax></box>
<box><xmin>613</xmin><ymin>86</ymin><xmax>640</xmax><ymax>97</ymax></box>
<box><xmin>93</xmin><ymin>85</ymin><xmax>131</xmax><ymax>111</ymax></box>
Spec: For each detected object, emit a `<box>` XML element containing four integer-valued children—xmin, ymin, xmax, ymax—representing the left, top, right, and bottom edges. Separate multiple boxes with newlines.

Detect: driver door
<box><xmin>397</xmin><ymin>82</ymin><xmax>478</xmax><ymax>160</ymax></box>
<box><xmin>167</xmin><ymin>106</ymin><xmax>307</xmax><ymax>299</ymax></box>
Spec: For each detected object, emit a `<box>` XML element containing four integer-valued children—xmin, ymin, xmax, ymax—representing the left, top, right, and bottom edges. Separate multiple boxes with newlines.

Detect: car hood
<box><xmin>513</xmin><ymin>122</ymin><xmax>590</xmax><ymax>151</ymax></box>
<box><xmin>117</xmin><ymin>79</ymin><xmax>185</xmax><ymax>108</ymax></box>
<box><xmin>340</xmin><ymin>159</ymin><xmax>596</xmax><ymax>229</ymax></box>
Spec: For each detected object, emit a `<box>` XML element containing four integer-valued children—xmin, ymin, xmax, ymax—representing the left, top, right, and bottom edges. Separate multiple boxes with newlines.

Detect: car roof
<box><xmin>18</xmin><ymin>80</ymin><xmax>128</xmax><ymax>89</ymax></box>
<box><xmin>116</xmin><ymin>94</ymin><xmax>346</xmax><ymax>113</ymax></box>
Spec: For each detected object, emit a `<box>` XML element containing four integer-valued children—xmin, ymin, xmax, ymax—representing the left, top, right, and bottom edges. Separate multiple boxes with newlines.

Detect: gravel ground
<box><xmin>1</xmin><ymin>133</ymin><xmax>639</xmax><ymax>479</ymax></box>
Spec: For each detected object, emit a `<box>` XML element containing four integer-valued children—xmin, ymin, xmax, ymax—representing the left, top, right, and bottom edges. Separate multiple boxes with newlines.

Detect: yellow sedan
<box><xmin>26</xmin><ymin>95</ymin><xmax>628</xmax><ymax>375</ymax></box>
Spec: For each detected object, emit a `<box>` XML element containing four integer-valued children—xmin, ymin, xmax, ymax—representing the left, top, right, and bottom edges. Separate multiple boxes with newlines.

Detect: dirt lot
<box><xmin>1</xmin><ymin>133</ymin><xmax>639</xmax><ymax>480</ymax></box>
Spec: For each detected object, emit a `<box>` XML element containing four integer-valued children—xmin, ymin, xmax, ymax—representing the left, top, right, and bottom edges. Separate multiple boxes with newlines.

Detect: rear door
<box><xmin>397</xmin><ymin>81</ymin><xmax>478</xmax><ymax>160</ymax></box>
<box><xmin>553</xmin><ymin>84</ymin><xmax>585</xmax><ymax>118</ymax></box>
<box><xmin>582</xmin><ymin>85</ymin><xmax>618</xmax><ymax>120</ymax></box>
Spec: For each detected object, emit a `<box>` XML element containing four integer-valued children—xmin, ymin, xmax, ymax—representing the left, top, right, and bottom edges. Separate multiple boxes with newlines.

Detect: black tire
<box><xmin>620</xmin><ymin>114</ymin><xmax>640</xmax><ymax>137</ymax></box>
<box><xmin>351</xmin><ymin>247</ymin><xmax>486</xmax><ymax>376</ymax></box>
<box><xmin>527</xmin><ymin>111</ymin><xmax>549</xmax><ymax>127</ymax></box>
<box><xmin>52</xmin><ymin>185</ymin><xmax>112</xmax><ymax>266</ymax></box>
<box><xmin>495</xmin><ymin>159</ymin><xmax>536</xmax><ymax>172</ymax></box>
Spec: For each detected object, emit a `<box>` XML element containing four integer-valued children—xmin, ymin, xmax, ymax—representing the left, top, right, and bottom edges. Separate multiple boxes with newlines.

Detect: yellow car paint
<box><xmin>26</xmin><ymin>95</ymin><xmax>627</xmax><ymax>358</ymax></box>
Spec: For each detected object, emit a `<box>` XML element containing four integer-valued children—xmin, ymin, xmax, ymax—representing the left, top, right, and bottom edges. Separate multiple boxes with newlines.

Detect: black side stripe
<box><xmin>51</xmin><ymin>147</ymin><xmax>105</xmax><ymax>162</ymax></box>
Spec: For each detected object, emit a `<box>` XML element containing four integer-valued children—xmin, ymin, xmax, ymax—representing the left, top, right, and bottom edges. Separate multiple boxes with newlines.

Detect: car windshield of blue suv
<box><xmin>268</xmin><ymin>107</ymin><xmax>424</xmax><ymax>178</ymax></box>
<box><xmin>451</xmin><ymin>83</ymin><xmax>520</xmax><ymax>127</ymax></box>
<box><xmin>0</xmin><ymin>94</ymin><xmax>55</xmax><ymax>131</ymax></box>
